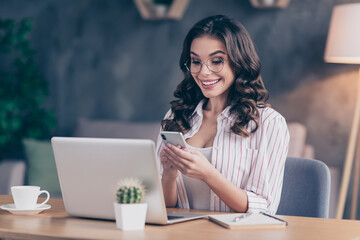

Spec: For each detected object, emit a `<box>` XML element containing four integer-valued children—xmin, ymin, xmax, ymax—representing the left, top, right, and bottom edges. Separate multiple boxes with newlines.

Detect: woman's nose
<box><xmin>198</xmin><ymin>62</ymin><xmax>212</xmax><ymax>75</ymax></box>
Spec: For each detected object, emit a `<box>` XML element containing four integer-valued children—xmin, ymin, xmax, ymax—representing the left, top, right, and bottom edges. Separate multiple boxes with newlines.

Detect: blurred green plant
<box><xmin>0</xmin><ymin>17</ymin><xmax>55</xmax><ymax>159</ymax></box>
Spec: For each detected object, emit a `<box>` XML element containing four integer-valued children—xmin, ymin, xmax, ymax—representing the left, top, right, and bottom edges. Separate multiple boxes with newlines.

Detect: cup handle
<box><xmin>37</xmin><ymin>190</ymin><xmax>50</xmax><ymax>208</ymax></box>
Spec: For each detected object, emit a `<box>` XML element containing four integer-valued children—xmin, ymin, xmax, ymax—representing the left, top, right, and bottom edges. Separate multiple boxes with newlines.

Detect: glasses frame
<box><xmin>184</xmin><ymin>57</ymin><xmax>226</xmax><ymax>74</ymax></box>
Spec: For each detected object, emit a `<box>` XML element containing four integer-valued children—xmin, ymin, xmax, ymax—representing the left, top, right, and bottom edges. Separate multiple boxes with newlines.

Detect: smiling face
<box><xmin>190</xmin><ymin>35</ymin><xmax>235</xmax><ymax>102</ymax></box>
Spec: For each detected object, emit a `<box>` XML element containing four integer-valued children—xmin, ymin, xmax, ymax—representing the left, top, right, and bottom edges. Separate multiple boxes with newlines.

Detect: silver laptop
<box><xmin>51</xmin><ymin>137</ymin><xmax>207</xmax><ymax>224</ymax></box>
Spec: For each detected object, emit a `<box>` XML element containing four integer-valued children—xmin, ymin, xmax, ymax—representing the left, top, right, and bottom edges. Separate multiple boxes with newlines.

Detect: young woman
<box><xmin>156</xmin><ymin>15</ymin><xmax>289</xmax><ymax>214</ymax></box>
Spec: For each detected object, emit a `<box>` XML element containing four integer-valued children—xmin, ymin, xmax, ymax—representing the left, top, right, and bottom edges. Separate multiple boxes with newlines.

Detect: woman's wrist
<box><xmin>161</xmin><ymin>172</ymin><xmax>178</xmax><ymax>208</ymax></box>
<box><xmin>162</xmin><ymin>171</ymin><xmax>178</xmax><ymax>182</ymax></box>
<box><xmin>202</xmin><ymin>165</ymin><xmax>220</xmax><ymax>184</ymax></box>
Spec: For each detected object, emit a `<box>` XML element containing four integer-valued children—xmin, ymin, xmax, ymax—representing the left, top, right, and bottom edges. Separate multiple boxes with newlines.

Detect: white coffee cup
<box><xmin>11</xmin><ymin>186</ymin><xmax>50</xmax><ymax>210</ymax></box>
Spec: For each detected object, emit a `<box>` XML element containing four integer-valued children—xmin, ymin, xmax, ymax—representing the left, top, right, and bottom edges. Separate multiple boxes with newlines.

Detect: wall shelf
<box><xmin>133</xmin><ymin>0</ymin><xmax>190</xmax><ymax>20</ymax></box>
<box><xmin>250</xmin><ymin>0</ymin><xmax>290</xmax><ymax>8</ymax></box>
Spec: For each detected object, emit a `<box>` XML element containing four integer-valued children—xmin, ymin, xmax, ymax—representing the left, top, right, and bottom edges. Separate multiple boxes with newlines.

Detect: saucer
<box><xmin>0</xmin><ymin>204</ymin><xmax>51</xmax><ymax>215</ymax></box>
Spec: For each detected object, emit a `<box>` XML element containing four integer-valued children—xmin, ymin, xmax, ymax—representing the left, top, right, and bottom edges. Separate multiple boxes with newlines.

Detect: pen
<box><xmin>260</xmin><ymin>211</ymin><xmax>288</xmax><ymax>226</ymax></box>
<box><xmin>233</xmin><ymin>213</ymin><xmax>252</xmax><ymax>222</ymax></box>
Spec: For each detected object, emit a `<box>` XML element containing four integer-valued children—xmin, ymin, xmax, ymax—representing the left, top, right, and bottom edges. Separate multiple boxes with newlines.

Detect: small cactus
<box><xmin>115</xmin><ymin>178</ymin><xmax>145</xmax><ymax>204</ymax></box>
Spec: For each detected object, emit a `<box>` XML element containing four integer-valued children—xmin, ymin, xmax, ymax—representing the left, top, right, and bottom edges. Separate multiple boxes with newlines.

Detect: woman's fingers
<box><xmin>163</xmin><ymin>147</ymin><xmax>189</xmax><ymax>171</ymax></box>
<box><xmin>169</xmin><ymin>144</ymin><xmax>194</xmax><ymax>159</ymax></box>
<box><xmin>161</xmin><ymin>148</ymin><xmax>184</xmax><ymax>171</ymax></box>
<box><xmin>164</xmin><ymin>144</ymin><xmax>214</xmax><ymax>180</ymax></box>
<box><xmin>162</xmin><ymin>144</ymin><xmax>210</xmax><ymax>179</ymax></box>
<box><xmin>160</xmin><ymin>151</ymin><xmax>176</xmax><ymax>169</ymax></box>
<box><xmin>164</xmin><ymin>145</ymin><xmax>193</xmax><ymax>162</ymax></box>
<box><xmin>163</xmin><ymin>147</ymin><xmax>186</xmax><ymax>165</ymax></box>
<box><xmin>163</xmin><ymin>146</ymin><xmax>199</xmax><ymax>176</ymax></box>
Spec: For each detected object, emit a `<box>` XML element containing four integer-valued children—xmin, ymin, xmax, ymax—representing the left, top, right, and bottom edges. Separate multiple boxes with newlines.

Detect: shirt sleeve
<box><xmin>244</xmin><ymin>114</ymin><xmax>290</xmax><ymax>214</ymax></box>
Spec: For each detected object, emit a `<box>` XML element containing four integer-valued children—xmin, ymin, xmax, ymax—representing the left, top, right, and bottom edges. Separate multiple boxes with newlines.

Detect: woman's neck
<box><xmin>203</xmin><ymin>97</ymin><xmax>228</xmax><ymax>116</ymax></box>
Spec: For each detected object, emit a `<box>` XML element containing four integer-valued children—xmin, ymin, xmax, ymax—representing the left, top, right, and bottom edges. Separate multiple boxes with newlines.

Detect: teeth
<box><xmin>202</xmin><ymin>80</ymin><xmax>219</xmax><ymax>86</ymax></box>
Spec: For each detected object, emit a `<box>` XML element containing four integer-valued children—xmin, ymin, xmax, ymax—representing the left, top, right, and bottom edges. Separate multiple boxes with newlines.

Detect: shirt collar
<box><xmin>193</xmin><ymin>99</ymin><xmax>205</xmax><ymax>118</ymax></box>
<box><xmin>220</xmin><ymin>105</ymin><xmax>235</xmax><ymax>120</ymax></box>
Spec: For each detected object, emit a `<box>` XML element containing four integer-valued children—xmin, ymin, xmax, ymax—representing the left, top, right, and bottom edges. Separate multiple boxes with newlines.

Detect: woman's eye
<box><xmin>191</xmin><ymin>59</ymin><xmax>201</xmax><ymax>65</ymax></box>
<box><xmin>211</xmin><ymin>58</ymin><xmax>223</xmax><ymax>65</ymax></box>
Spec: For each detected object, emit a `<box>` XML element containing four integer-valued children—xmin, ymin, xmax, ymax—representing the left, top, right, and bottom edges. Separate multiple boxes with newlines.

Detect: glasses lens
<box><xmin>185</xmin><ymin>59</ymin><xmax>201</xmax><ymax>73</ymax></box>
<box><xmin>207</xmin><ymin>57</ymin><xmax>224</xmax><ymax>73</ymax></box>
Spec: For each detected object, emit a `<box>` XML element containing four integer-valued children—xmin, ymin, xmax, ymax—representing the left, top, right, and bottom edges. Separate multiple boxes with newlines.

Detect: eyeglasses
<box><xmin>184</xmin><ymin>57</ymin><xmax>225</xmax><ymax>74</ymax></box>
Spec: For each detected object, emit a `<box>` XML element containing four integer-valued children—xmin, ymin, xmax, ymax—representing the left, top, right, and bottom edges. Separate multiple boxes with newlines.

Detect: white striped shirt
<box><xmin>156</xmin><ymin>100</ymin><xmax>289</xmax><ymax>214</ymax></box>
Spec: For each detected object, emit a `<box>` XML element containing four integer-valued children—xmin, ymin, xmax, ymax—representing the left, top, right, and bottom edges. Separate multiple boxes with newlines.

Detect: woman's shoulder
<box><xmin>259</xmin><ymin>107</ymin><xmax>286</xmax><ymax>125</ymax></box>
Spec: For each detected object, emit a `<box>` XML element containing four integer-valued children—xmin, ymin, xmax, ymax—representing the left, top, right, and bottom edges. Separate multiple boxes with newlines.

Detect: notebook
<box><xmin>51</xmin><ymin>137</ymin><xmax>207</xmax><ymax>225</ymax></box>
<box><xmin>209</xmin><ymin>212</ymin><xmax>287</xmax><ymax>230</ymax></box>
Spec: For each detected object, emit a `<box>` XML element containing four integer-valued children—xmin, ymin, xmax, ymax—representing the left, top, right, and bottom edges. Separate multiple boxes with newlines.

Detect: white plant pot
<box><xmin>113</xmin><ymin>202</ymin><xmax>148</xmax><ymax>231</ymax></box>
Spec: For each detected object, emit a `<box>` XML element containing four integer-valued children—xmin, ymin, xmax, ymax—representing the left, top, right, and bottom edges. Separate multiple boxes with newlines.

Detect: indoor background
<box><xmin>1</xmin><ymin>0</ymin><xmax>359</xmax><ymax>217</ymax></box>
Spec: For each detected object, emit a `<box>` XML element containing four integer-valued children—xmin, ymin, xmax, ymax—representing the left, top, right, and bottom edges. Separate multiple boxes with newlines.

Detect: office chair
<box><xmin>276</xmin><ymin>157</ymin><xmax>331</xmax><ymax>218</ymax></box>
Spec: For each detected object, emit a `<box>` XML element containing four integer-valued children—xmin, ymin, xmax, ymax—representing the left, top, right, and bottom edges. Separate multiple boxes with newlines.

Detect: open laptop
<box><xmin>51</xmin><ymin>137</ymin><xmax>207</xmax><ymax>224</ymax></box>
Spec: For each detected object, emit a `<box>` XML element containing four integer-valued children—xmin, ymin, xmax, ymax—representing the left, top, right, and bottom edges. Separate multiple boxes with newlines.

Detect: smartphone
<box><xmin>160</xmin><ymin>131</ymin><xmax>188</xmax><ymax>149</ymax></box>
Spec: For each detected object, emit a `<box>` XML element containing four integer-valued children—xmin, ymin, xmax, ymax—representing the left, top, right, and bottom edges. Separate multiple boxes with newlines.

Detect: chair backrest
<box><xmin>0</xmin><ymin>160</ymin><xmax>26</xmax><ymax>195</ymax></box>
<box><xmin>276</xmin><ymin>157</ymin><xmax>331</xmax><ymax>218</ymax></box>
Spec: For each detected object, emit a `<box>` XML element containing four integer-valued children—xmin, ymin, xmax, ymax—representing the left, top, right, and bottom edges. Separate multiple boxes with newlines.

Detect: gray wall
<box><xmin>1</xmin><ymin>0</ymin><xmax>358</xmax><ymax>163</ymax></box>
<box><xmin>1</xmin><ymin>0</ymin><xmax>360</xmax><ymax>216</ymax></box>
<box><xmin>0</xmin><ymin>0</ymin><xmax>355</xmax><ymax>136</ymax></box>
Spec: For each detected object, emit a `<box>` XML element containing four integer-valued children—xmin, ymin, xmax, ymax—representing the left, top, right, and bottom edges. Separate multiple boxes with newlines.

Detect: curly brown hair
<box><xmin>161</xmin><ymin>15</ymin><xmax>269</xmax><ymax>137</ymax></box>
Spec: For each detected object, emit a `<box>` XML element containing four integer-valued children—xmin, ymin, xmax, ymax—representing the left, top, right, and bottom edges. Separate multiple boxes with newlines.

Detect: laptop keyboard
<box><xmin>167</xmin><ymin>215</ymin><xmax>185</xmax><ymax>220</ymax></box>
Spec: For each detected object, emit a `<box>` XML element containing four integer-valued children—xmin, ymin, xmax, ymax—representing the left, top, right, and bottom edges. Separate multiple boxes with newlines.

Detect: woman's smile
<box><xmin>199</xmin><ymin>78</ymin><xmax>221</xmax><ymax>88</ymax></box>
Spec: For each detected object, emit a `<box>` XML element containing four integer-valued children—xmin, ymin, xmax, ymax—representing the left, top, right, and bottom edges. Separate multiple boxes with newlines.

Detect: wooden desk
<box><xmin>0</xmin><ymin>195</ymin><xmax>360</xmax><ymax>240</ymax></box>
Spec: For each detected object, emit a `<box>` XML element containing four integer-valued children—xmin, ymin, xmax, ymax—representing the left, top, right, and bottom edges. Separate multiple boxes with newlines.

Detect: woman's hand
<box><xmin>163</xmin><ymin>144</ymin><xmax>216</xmax><ymax>182</ymax></box>
<box><xmin>163</xmin><ymin>144</ymin><xmax>249</xmax><ymax>212</ymax></box>
<box><xmin>160</xmin><ymin>149</ymin><xmax>179</xmax><ymax>180</ymax></box>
